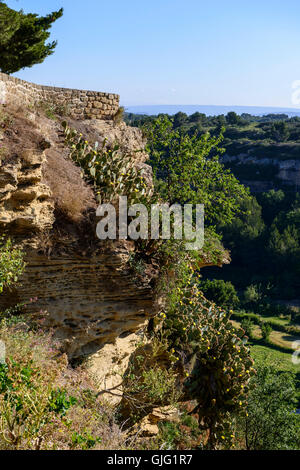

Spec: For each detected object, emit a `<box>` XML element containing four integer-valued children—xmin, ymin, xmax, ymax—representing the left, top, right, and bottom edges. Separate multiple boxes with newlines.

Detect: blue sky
<box><xmin>5</xmin><ymin>0</ymin><xmax>300</xmax><ymax>107</ymax></box>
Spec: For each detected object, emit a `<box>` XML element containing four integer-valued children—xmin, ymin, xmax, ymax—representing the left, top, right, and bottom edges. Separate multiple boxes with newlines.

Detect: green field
<box><xmin>231</xmin><ymin>318</ymin><xmax>300</xmax><ymax>375</ymax></box>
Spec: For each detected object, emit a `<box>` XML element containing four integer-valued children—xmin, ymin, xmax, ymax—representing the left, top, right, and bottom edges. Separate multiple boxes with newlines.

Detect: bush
<box><xmin>155</xmin><ymin>258</ymin><xmax>254</xmax><ymax>449</ymax></box>
<box><xmin>236</xmin><ymin>366</ymin><xmax>300</xmax><ymax>450</ymax></box>
<box><xmin>62</xmin><ymin>122</ymin><xmax>150</xmax><ymax>205</ymax></box>
<box><xmin>120</xmin><ymin>339</ymin><xmax>180</xmax><ymax>423</ymax></box>
<box><xmin>261</xmin><ymin>322</ymin><xmax>272</xmax><ymax>341</ymax></box>
<box><xmin>0</xmin><ymin>237</ymin><xmax>25</xmax><ymax>294</ymax></box>
<box><xmin>113</xmin><ymin>106</ymin><xmax>124</xmax><ymax>125</ymax></box>
<box><xmin>240</xmin><ymin>317</ymin><xmax>254</xmax><ymax>339</ymax></box>
<box><xmin>244</xmin><ymin>284</ymin><xmax>263</xmax><ymax>304</ymax></box>
<box><xmin>199</xmin><ymin>279</ymin><xmax>239</xmax><ymax>308</ymax></box>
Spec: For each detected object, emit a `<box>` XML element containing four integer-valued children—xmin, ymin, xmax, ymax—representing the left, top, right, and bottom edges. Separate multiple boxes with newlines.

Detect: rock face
<box><xmin>88</xmin><ymin>330</ymin><xmax>146</xmax><ymax>404</ymax></box>
<box><xmin>0</xmin><ymin>98</ymin><xmax>157</xmax><ymax>359</ymax></box>
<box><xmin>0</xmin><ymin>149</ymin><xmax>54</xmax><ymax>238</ymax></box>
<box><xmin>7</xmin><ymin>245</ymin><xmax>154</xmax><ymax>358</ymax></box>
<box><xmin>221</xmin><ymin>153</ymin><xmax>300</xmax><ymax>191</ymax></box>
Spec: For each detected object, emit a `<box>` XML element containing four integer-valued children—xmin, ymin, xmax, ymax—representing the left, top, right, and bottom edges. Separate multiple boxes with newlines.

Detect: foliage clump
<box><xmin>0</xmin><ymin>237</ymin><xmax>25</xmax><ymax>294</ymax></box>
<box><xmin>236</xmin><ymin>366</ymin><xmax>300</xmax><ymax>450</ymax></box>
<box><xmin>143</xmin><ymin>115</ymin><xmax>250</xmax><ymax>227</ymax></box>
<box><xmin>0</xmin><ymin>2</ymin><xmax>63</xmax><ymax>74</ymax></box>
<box><xmin>120</xmin><ymin>339</ymin><xmax>180</xmax><ymax>423</ymax></box>
<box><xmin>155</xmin><ymin>260</ymin><xmax>254</xmax><ymax>449</ymax></box>
<box><xmin>0</xmin><ymin>321</ymin><xmax>133</xmax><ymax>450</ymax></box>
<box><xmin>62</xmin><ymin>121</ymin><xmax>150</xmax><ymax>205</ymax></box>
<box><xmin>198</xmin><ymin>278</ymin><xmax>239</xmax><ymax>308</ymax></box>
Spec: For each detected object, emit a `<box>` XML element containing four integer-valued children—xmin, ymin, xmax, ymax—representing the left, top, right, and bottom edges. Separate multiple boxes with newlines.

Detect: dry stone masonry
<box><xmin>0</xmin><ymin>72</ymin><xmax>120</xmax><ymax>120</ymax></box>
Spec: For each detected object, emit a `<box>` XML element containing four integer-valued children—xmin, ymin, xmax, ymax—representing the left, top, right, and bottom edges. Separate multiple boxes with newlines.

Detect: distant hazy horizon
<box><xmin>124</xmin><ymin>104</ymin><xmax>300</xmax><ymax>117</ymax></box>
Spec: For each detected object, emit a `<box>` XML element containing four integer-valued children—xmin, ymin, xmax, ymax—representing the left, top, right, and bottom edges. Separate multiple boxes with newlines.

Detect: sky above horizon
<box><xmin>5</xmin><ymin>0</ymin><xmax>300</xmax><ymax>108</ymax></box>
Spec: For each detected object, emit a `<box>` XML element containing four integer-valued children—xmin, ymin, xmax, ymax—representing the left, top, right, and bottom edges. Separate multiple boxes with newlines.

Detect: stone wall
<box><xmin>0</xmin><ymin>72</ymin><xmax>120</xmax><ymax>120</ymax></box>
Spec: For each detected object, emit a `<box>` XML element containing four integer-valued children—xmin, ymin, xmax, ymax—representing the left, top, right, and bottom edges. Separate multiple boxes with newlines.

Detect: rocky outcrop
<box><xmin>0</xmin><ymin>100</ymin><xmax>157</xmax><ymax>359</ymax></box>
<box><xmin>221</xmin><ymin>153</ymin><xmax>300</xmax><ymax>191</ymax></box>
<box><xmin>4</xmin><ymin>244</ymin><xmax>154</xmax><ymax>358</ymax></box>
<box><xmin>0</xmin><ymin>149</ymin><xmax>54</xmax><ymax>239</ymax></box>
<box><xmin>0</xmin><ymin>92</ymin><xmax>229</xmax><ymax>381</ymax></box>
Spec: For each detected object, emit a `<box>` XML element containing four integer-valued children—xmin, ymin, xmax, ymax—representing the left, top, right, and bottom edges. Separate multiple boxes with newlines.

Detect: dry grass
<box><xmin>43</xmin><ymin>149</ymin><xmax>96</xmax><ymax>223</ymax></box>
<box><xmin>1</xmin><ymin>102</ymin><xmax>97</xmax><ymax>224</ymax></box>
<box><xmin>0</xmin><ymin>104</ymin><xmax>41</xmax><ymax>164</ymax></box>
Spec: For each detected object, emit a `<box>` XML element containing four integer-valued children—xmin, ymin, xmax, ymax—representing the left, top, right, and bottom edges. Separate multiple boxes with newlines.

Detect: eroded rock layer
<box><xmin>0</xmin><ymin>149</ymin><xmax>54</xmax><ymax>237</ymax></box>
<box><xmin>3</xmin><ymin>246</ymin><xmax>154</xmax><ymax>358</ymax></box>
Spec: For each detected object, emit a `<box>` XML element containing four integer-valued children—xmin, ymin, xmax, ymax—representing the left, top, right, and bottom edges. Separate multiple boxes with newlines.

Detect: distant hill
<box><xmin>124</xmin><ymin>104</ymin><xmax>300</xmax><ymax>117</ymax></box>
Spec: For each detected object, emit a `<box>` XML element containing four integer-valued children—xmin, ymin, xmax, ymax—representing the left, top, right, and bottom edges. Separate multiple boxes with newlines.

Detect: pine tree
<box><xmin>0</xmin><ymin>2</ymin><xmax>63</xmax><ymax>74</ymax></box>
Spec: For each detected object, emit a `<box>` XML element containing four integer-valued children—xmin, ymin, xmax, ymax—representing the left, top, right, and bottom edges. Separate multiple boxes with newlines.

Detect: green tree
<box><xmin>144</xmin><ymin>116</ymin><xmax>250</xmax><ymax>227</ymax></box>
<box><xmin>237</xmin><ymin>366</ymin><xmax>300</xmax><ymax>450</ymax></box>
<box><xmin>0</xmin><ymin>2</ymin><xmax>63</xmax><ymax>74</ymax></box>
<box><xmin>244</xmin><ymin>284</ymin><xmax>263</xmax><ymax>304</ymax></box>
<box><xmin>226</xmin><ymin>111</ymin><xmax>240</xmax><ymax>125</ymax></box>
<box><xmin>269</xmin><ymin>121</ymin><xmax>290</xmax><ymax>142</ymax></box>
<box><xmin>173</xmin><ymin>111</ymin><xmax>188</xmax><ymax>128</ymax></box>
<box><xmin>240</xmin><ymin>317</ymin><xmax>254</xmax><ymax>339</ymax></box>
<box><xmin>258</xmin><ymin>189</ymin><xmax>285</xmax><ymax>225</ymax></box>
<box><xmin>189</xmin><ymin>112</ymin><xmax>207</xmax><ymax>125</ymax></box>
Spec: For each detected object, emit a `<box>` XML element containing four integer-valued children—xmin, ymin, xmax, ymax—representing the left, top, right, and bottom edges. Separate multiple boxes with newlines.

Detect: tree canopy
<box><xmin>143</xmin><ymin>115</ymin><xmax>250</xmax><ymax>227</ymax></box>
<box><xmin>0</xmin><ymin>1</ymin><xmax>63</xmax><ymax>74</ymax></box>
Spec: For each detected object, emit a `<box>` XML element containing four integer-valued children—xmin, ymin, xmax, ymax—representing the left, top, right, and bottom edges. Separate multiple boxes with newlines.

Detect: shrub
<box><xmin>199</xmin><ymin>279</ymin><xmax>239</xmax><ymax>308</ymax></box>
<box><xmin>113</xmin><ymin>106</ymin><xmax>124</xmax><ymax>125</ymax></box>
<box><xmin>0</xmin><ymin>237</ymin><xmax>25</xmax><ymax>294</ymax></box>
<box><xmin>236</xmin><ymin>366</ymin><xmax>300</xmax><ymax>450</ymax></box>
<box><xmin>37</xmin><ymin>100</ymin><xmax>70</xmax><ymax>120</ymax></box>
<box><xmin>157</xmin><ymin>412</ymin><xmax>203</xmax><ymax>450</ymax></box>
<box><xmin>154</xmin><ymin>257</ymin><xmax>255</xmax><ymax>449</ymax></box>
<box><xmin>244</xmin><ymin>284</ymin><xmax>263</xmax><ymax>304</ymax></box>
<box><xmin>240</xmin><ymin>317</ymin><xmax>254</xmax><ymax>339</ymax></box>
<box><xmin>120</xmin><ymin>339</ymin><xmax>180</xmax><ymax>423</ymax></box>
<box><xmin>261</xmin><ymin>322</ymin><xmax>272</xmax><ymax>341</ymax></box>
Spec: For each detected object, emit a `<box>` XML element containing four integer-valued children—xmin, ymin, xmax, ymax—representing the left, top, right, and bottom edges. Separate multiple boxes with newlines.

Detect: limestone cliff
<box><xmin>221</xmin><ymin>152</ymin><xmax>300</xmax><ymax>192</ymax></box>
<box><xmin>0</xmin><ymin>78</ymin><xmax>229</xmax><ymax>405</ymax></box>
<box><xmin>0</xmin><ymin>96</ymin><xmax>157</xmax><ymax>360</ymax></box>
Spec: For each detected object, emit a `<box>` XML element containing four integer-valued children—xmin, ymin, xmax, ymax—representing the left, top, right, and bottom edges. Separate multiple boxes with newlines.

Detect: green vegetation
<box><xmin>0</xmin><ymin>320</ymin><xmax>137</xmax><ymax>450</ymax></box>
<box><xmin>126</xmin><ymin>110</ymin><xmax>300</xmax><ymax>163</ymax></box>
<box><xmin>199</xmin><ymin>279</ymin><xmax>239</xmax><ymax>308</ymax></box>
<box><xmin>143</xmin><ymin>115</ymin><xmax>250</xmax><ymax>227</ymax></box>
<box><xmin>126</xmin><ymin>111</ymin><xmax>300</xmax><ymax>449</ymax></box>
<box><xmin>62</xmin><ymin>121</ymin><xmax>150</xmax><ymax>205</ymax></box>
<box><xmin>0</xmin><ymin>1</ymin><xmax>63</xmax><ymax>74</ymax></box>
<box><xmin>0</xmin><ymin>236</ymin><xmax>25</xmax><ymax>294</ymax></box>
<box><xmin>1</xmin><ymin>105</ymin><xmax>299</xmax><ymax>449</ymax></box>
<box><xmin>129</xmin><ymin>117</ymin><xmax>255</xmax><ymax>448</ymax></box>
<box><xmin>235</xmin><ymin>366</ymin><xmax>300</xmax><ymax>450</ymax></box>
<box><xmin>156</xmin><ymin>270</ymin><xmax>254</xmax><ymax>449</ymax></box>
